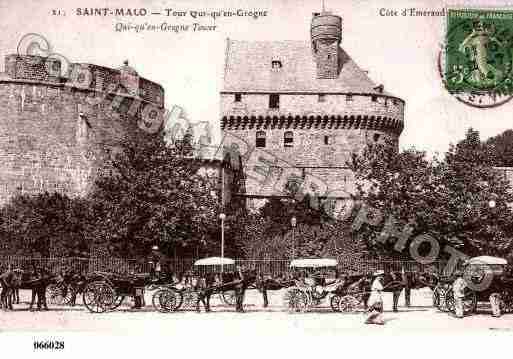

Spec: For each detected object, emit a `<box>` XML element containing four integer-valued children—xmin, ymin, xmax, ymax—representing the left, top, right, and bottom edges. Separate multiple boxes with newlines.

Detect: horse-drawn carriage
<box><xmin>282</xmin><ymin>258</ymin><xmax>349</xmax><ymax>313</ymax></box>
<box><xmin>81</xmin><ymin>271</ymin><xmax>159</xmax><ymax>313</ymax></box>
<box><xmin>434</xmin><ymin>256</ymin><xmax>513</xmax><ymax>315</ymax></box>
<box><xmin>151</xmin><ymin>257</ymin><xmax>238</xmax><ymax>313</ymax></box>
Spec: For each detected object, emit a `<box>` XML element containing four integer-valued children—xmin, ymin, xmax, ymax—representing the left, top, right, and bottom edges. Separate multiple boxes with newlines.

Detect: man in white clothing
<box><xmin>365</xmin><ymin>270</ymin><xmax>385</xmax><ymax>325</ymax></box>
<box><xmin>452</xmin><ymin>271</ymin><xmax>466</xmax><ymax>318</ymax></box>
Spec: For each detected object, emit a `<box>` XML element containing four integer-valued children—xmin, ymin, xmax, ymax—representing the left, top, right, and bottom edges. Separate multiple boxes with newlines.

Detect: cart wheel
<box><xmin>181</xmin><ymin>288</ymin><xmax>199</xmax><ymax>310</ymax></box>
<box><xmin>283</xmin><ymin>287</ymin><xmax>309</xmax><ymax>313</ymax></box>
<box><xmin>330</xmin><ymin>294</ymin><xmax>341</xmax><ymax>312</ymax></box>
<box><xmin>337</xmin><ymin>295</ymin><xmax>360</xmax><ymax>312</ymax></box>
<box><xmin>46</xmin><ymin>284</ymin><xmax>65</xmax><ymax>305</ymax></box>
<box><xmin>222</xmin><ymin>290</ymin><xmax>236</xmax><ymax>306</ymax></box>
<box><xmin>82</xmin><ymin>281</ymin><xmax>115</xmax><ymax>313</ymax></box>
<box><xmin>152</xmin><ymin>288</ymin><xmax>179</xmax><ymax>313</ymax></box>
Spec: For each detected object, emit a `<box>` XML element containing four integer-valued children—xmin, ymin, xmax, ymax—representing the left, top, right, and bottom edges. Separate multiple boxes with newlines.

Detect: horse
<box><xmin>255</xmin><ymin>274</ymin><xmax>297</xmax><ymax>308</ymax></box>
<box><xmin>196</xmin><ymin>270</ymin><xmax>257</xmax><ymax>312</ymax></box>
<box><xmin>0</xmin><ymin>269</ymin><xmax>22</xmax><ymax>310</ymax></box>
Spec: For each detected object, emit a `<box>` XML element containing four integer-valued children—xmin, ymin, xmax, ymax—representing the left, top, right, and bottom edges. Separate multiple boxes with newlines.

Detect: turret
<box><xmin>311</xmin><ymin>12</ymin><xmax>342</xmax><ymax>79</ymax></box>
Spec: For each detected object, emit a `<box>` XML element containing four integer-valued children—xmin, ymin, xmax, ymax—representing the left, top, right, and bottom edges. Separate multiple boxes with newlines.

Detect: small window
<box><xmin>234</xmin><ymin>93</ymin><xmax>242</xmax><ymax>102</ymax></box>
<box><xmin>284</xmin><ymin>131</ymin><xmax>293</xmax><ymax>147</ymax></box>
<box><xmin>269</xmin><ymin>94</ymin><xmax>280</xmax><ymax>109</ymax></box>
<box><xmin>327</xmin><ymin>54</ymin><xmax>331</xmax><ymax>60</ymax></box>
<box><xmin>373</xmin><ymin>134</ymin><xmax>381</xmax><ymax>142</ymax></box>
<box><xmin>371</xmin><ymin>95</ymin><xmax>378</xmax><ymax>102</ymax></box>
<box><xmin>318</xmin><ymin>94</ymin><xmax>326</xmax><ymax>102</ymax></box>
<box><xmin>256</xmin><ymin>131</ymin><xmax>266</xmax><ymax>148</ymax></box>
<box><xmin>346</xmin><ymin>94</ymin><xmax>353</xmax><ymax>102</ymax></box>
<box><xmin>392</xmin><ymin>99</ymin><xmax>398</xmax><ymax>105</ymax></box>
<box><xmin>271</xmin><ymin>60</ymin><xmax>282</xmax><ymax>69</ymax></box>
<box><xmin>324</xmin><ymin>135</ymin><xmax>330</xmax><ymax>145</ymax></box>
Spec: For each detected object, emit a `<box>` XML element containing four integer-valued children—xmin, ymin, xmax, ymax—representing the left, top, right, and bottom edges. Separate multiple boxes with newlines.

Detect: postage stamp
<box><xmin>443</xmin><ymin>8</ymin><xmax>513</xmax><ymax>107</ymax></box>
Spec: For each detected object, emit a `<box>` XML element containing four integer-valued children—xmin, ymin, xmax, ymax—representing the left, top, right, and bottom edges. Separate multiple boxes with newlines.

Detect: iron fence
<box><xmin>0</xmin><ymin>255</ymin><xmax>451</xmax><ymax>277</ymax></box>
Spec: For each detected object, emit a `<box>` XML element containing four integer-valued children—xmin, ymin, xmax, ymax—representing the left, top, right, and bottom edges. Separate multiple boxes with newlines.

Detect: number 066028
<box><xmin>33</xmin><ymin>341</ymin><xmax>64</xmax><ymax>350</ymax></box>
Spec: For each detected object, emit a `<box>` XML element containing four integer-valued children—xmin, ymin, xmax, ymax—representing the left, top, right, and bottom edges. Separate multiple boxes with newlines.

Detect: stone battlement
<box><xmin>3</xmin><ymin>55</ymin><xmax>164</xmax><ymax>108</ymax></box>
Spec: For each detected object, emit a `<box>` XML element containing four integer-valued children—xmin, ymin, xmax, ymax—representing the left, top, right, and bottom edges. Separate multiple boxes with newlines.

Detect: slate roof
<box><xmin>222</xmin><ymin>39</ymin><xmax>398</xmax><ymax>97</ymax></box>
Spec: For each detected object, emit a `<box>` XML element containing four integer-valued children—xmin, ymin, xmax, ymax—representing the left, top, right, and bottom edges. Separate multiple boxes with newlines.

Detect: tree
<box><xmin>1</xmin><ymin>192</ymin><xmax>92</xmax><ymax>257</ymax></box>
<box><xmin>90</xmin><ymin>132</ymin><xmax>220</xmax><ymax>258</ymax></box>
<box><xmin>484</xmin><ymin>129</ymin><xmax>513</xmax><ymax>167</ymax></box>
<box><xmin>350</xmin><ymin>129</ymin><xmax>513</xmax><ymax>260</ymax></box>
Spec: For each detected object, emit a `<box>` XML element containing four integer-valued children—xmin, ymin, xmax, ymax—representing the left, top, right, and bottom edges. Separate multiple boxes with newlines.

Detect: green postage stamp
<box><xmin>445</xmin><ymin>9</ymin><xmax>513</xmax><ymax>97</ymax></box>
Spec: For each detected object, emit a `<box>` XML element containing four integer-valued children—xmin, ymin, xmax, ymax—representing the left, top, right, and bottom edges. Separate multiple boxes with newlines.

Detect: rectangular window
<box><xmin>271</xmin><ymin>60</ymin><xmax>282</xmax><ymax>69</ymax></box>
<box><xmin>346</xmin><ymin>94</ymin><xmax>353</xmax><ymax>102</ymax></box>
<box><xmin>324</xmin><ymin>135</ymin><xmax>330</xmax><ymax>145</ymax></box>
<box><xmin>269</xmin><ymin>94</ymin><xmax>280</xmax><ymax>109</ymax></box>
<box><xmin>284</xmin><ymin>131</ymin><xmax>293</xmax><ymax>147</ymax></box>
<box><xmin>256</xmin><ymin>131</ymin><xmax>266</xmax><ymax>148</ymax></box>
<box><xmin>234</xmin><ymin>93</ymin><xmax>242</xmax><ymax>102</ymax></box>
<box><xmin>371</xmin><ymin>95</ymin><xmax>378</xmax><ymax>102</ymax></box>
<box><xmin>318</xmin><ymin>94</ymin><xmax>326</xmax><ymax>102</ymax></box>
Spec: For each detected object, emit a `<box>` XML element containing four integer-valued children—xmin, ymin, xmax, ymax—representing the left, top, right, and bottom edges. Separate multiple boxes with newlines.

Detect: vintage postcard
<box><xmin>1</xmin><ymin>0</ymin><xmax>513</xmax><ymax>357</ymax></box>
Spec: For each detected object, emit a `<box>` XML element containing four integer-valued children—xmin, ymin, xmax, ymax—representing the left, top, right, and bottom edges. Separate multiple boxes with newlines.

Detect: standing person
<box><xmin>489</xmin><ymin>292</ymin><xmax>502</xmax><ymax>318</ymax></box>
<box><xmin>365</xmin><ymin>270</ymin><xmax>385</xmax><ymax>325</ymax></box>
<box><xmin>452</xmin><ymin>270</ymin><xmax>466</xmax><ymax>319</ymax></box>
<box><xmin>234</xmin><ymin>265</ymin><xmax>245</xmax><ymax>313</ymax></box>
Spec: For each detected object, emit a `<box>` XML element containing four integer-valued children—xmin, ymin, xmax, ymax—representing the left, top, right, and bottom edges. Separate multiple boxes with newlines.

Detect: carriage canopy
<box><xmin>193</xmin><ymin>257</ymin><xmax>235</xmax><ymax>266</ymax></box>
<box><xmin>289</xmin><ymin>258</ymin><xmax>338</xmax><ymax>268</ymax></box>
<box><xmin>466</xmin><ymin>256</ymin><xmax>507</xmax><ymax>266</ymax></box>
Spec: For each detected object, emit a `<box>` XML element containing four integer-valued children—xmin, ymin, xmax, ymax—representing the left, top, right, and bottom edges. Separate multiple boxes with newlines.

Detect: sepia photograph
<box><xmin>1</xmin><ymin>0</ymin><xmax>513</xmax><ymax>357</ymax></box>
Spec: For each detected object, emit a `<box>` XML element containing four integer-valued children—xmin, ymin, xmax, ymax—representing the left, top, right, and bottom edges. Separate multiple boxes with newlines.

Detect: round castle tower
<box><xmin>0</xmin><ymin>54</ymin><xmax>164</xmax><ymax>203</ymax></box>
<box><xmin>220</xmin><ymin>9</ymin><xmax>404</xmax><ymax>207</ymax></box>
<box><xmin>311</xmin><ymin>11</ymin><xmax>342</xmax><ymax>79</ymax></box>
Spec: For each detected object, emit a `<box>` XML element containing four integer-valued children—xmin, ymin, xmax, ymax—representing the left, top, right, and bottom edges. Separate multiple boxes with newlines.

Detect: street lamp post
<box><xmin>291</xmin><ymin>216</ymin><xmax>297</xmax><ymax>259</ymax></box>
<box><xmin>219</xmin><ymin>212</ymin><xmax>226</xmax><ymax>274</ymax></box>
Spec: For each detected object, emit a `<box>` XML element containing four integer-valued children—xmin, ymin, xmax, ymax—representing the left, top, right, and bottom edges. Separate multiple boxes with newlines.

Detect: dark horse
<box><xmin>0</xmin><ymin>269</ymin><xmax>22</xmax><ymax>310</ymax></box>
<box><xmin>256</xmin><ymin>274</ymin><xmax>296</xmax><ymax>308</ymax></box>
<box><xmin>196</xmin><ymin>270</ymin><xmax>257</xmax><ymax>312</ymax></box>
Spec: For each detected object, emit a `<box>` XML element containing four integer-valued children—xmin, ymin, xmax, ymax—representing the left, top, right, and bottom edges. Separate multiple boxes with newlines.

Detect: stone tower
<box><xmin>311</xmin><ymin>11</ymin><xmax>342</xmax><ymax>79</ymax></box>
<box><xmin>0</xmin><ymin>54</ymin><xmax>164</xmax><ymax>204</ymax></box>
<box><xmin>220</xmin><ymin>9</ymin><xmax>405</xmax><ymax>211</ymax></box>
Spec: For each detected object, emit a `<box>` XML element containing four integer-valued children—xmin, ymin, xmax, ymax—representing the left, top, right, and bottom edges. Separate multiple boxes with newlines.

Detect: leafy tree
<box><xmin>484</xmin><ymin>129</ymin><xmax>513</xmax><ymax>167</ymax></box>
<box><xmin>350</xmin><ymin>128</ymin><xmax>513</xmax><ymax>260</ymax></box>
<box><xmin>0</xmin><ymin>192</ymin><xmax>92</xmax><ymax>257</ymax></box>
<box><xmin>90</xmin><ymin>132</ymin><xmax>220</xmax><ymax>259</ymax></box>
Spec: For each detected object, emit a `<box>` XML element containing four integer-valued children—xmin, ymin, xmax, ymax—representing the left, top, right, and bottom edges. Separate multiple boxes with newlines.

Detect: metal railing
<box><xmin>0</xmin><ymin>255</ymin><xmax>449</xmax><ymax>277</ymax></box>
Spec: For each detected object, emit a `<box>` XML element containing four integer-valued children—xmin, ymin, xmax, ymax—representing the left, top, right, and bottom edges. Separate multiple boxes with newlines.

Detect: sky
<box><xmin>1</xmin><ymin>0</ymin><xmax>513</xmax><ymax>157</ymax></box>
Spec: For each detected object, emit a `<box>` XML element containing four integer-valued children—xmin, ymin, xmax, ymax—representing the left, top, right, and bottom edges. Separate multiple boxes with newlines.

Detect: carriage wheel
<box><xmin>330</xmin><ymin>294</ymin><xmax>341</xmax><ymax>312</ymax></box>
<box><xmin>283</xmin><ymin>287</ymin><xmax>309</xmax><ymax>313</ymax></box>
<box><xmin>222</xmin><ymin>290</ymin><xmax>236</xmax><ymax>306</ymax></box>
<box><xmin>337</xmin><ymin>295</ymin><xmax>361</xmax><ymax>313</ymax></box>
<box><xmin>82</xmin><ymin>281</ymin><xmax>116</xmax><ymax>313</ymax></box>
<box><xmin>181</xmin><ymin>288</ymin><xmax>199</xmax><ymax>310</ymax></box>
<box><xmin>46</xmin><ymin>284</ymin><xmax>65</xmax><ymax>305</ymax></box>
<box><xmin>152</xmin><ymin>289</ymin><xmax>180</xmax><ymax>313</ymax></box>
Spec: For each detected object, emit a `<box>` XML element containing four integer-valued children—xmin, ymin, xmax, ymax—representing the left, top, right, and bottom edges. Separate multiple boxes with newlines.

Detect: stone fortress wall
<box><xmin>0</xmin><ymin>54</ymin><xmax>165</xmax><ymax>204</ymax></box>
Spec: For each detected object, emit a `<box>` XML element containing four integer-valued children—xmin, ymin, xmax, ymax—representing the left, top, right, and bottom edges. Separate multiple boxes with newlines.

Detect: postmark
<box><xmin>440</xmin><ymin>8</ymin><xmax>513</xmax><ymax>108</ymax></box>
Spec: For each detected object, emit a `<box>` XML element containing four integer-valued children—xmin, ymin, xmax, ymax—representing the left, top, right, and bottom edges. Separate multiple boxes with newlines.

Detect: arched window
<box><xmin>256</xmin><ymin>131</ymin><xmax>266</xmax><ymax>148</ymax></box>
<box><xmin>284</xmin><ymin>131</ymin><xmax>293</xmax><ymax>147</ymax></box>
